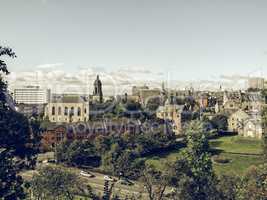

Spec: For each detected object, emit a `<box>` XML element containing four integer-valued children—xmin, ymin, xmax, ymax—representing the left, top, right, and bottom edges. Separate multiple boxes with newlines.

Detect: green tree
<box><xmin>31</xmin><ymin>166</ymin><xmax>89</xmax><ymax>200</ymax></box>
<box><xmin>141</xmin><ymin>165</ymin><xmax>169</xmax><ymax>200</ymax></box>
<box><xmin>0</xmin><ymin>46</ymin><xmax>40</xmax><ymax>160</ymax></box>
<box><xmin>262</xmin><ymin>106</ymin><xmax>267</xmax><ymax>162</ymax></box>
<box><xmin>210</xmin><ymin>114</ymin><xmax>228</xmax><ymax>131</ymax></box>
<box><xmin>0</xmin><ymin>46</ymin><xmax>40</xmax><ymax>199</ymax></box>
<box><xmin>216</xmin><ymin>174</ymin><xmax>241</xmax><ymax>200</ymax></box>
<box><xmin>0</xmin><ymin>148</ymin><xmax>25</xmax><ymax>200</ymax></box>
<box><xmin>238</xmin><ymin>164</ymin><xmax>267</xmax><ymax>200</ymax></box>
<box><xmin>172</xmin><ymin>121</ymin><xmax>221</xmax><ymax>200</ymax></box>
<box><xmin>56</xmin><ymin>140</ymin><xmax>101</xmax><ymax>167</ymax></box>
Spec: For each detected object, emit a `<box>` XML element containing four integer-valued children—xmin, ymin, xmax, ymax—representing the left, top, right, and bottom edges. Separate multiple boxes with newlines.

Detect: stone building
<box><xmin>241</xmin><ymin>119</ymin><xmax>263</xmax><ymax>139</ymax></box>
<box><xmin>156</xmin><ymin>99</ymin><xmax>184</xmax><ymax>135</ymax></box>
<box><xmin>132</xmin><ymin>85</ymin><xmax>161</xmax><ymax>105</ymax></box>
<box><xmin>44</xmin><ymin>95</ymin><xmax>89</xmax><ymax>123</ymax></box>
<box><xmin>228</xmin><ymin>109</ymin><xmax>263</xmax><ymax>138</ymax></box>
<box><xmin>92</xmin><ymin>75</ymin><xmax>103</xmax><ymax>103</ymax></box>
<box><xmin>228</xmin><ymin>109</ymin><xmax>250</xmax><ymax>132</ymax></box>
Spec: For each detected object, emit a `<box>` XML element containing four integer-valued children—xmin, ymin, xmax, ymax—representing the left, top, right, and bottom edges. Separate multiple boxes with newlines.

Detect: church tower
<box><xmin>93</xmin><ymin>75</ymin><xmax>103</xmax><ymax>103</ymax></box>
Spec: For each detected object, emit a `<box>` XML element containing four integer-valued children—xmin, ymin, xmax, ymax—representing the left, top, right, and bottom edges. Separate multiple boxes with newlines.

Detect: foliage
<box><xmin>56</xmin><ymin>120</ymin><xmax>175</xmax><ymax>180</ymax></box>
<box><xmin>216</xmin><ymin>174</ymin><xmax>241</xmax><ymax>200</ymax></box>
<box><xmin>210</xmin><ymin>114</ymin><xmax>228</xmax><ymax>131</ymax></box>
<box><xmin>212</xmin><ymin>155</ymin><xmax>230</xmax><ymax>164</ymax></box>
<box><xmin>262</xmin><ymin>106</ymin><xmax>267</xmax><ymax>162</ymax></box>
<box><xmin>31</xmin><ymin>165</ymin><xmax>87</xmax><ymax>200</ymax></box>
<box><xmin>238</xmin><ymin>164</ymin><xmax>267</xmax><ymax>200</ymax></box>
<box><xmin>56</xmin><ymin>140</ymin><xmax>101</xmax><ymax>167</ymax></box>
<box><xmin>172</xmin><ymin>121</ymin><xmax>221</xmax><ymax>200</ymax></box>
<box><xmin>0</xmin><ymin>149</ymin><xmax>25</xmax><ymax>200</ymax></box>
<box><xmin>0</xmin><ymin>46</ymin><xmax>40</xmax><ymax>199</ymax></box>
<box><xmin>141</xmin><ymin>165</ymin><xmax>169</xmax><ymax>200</ymax></box>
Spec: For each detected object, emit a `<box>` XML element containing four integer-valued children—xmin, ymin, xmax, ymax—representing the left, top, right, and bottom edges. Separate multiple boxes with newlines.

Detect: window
<box><xmin>58</xmin><ymin>107</ymin><xmax>62</xmax><ymax>115</ymax></box>
<box><xmin>52</xmin><ymin>106</ymin><xmax>55</xmax><ymax>115</ymax></box>
<box><xmin>84</xmin><ymin>108</ymin><xmax>87</xmax><ymax>114</ymax></box>
<box><xmin>77</xmin><ymin>107</ymin><xmax>81</xmax><ymax>116</ymax></box>
<box><xmin>64</xmin><ymin>107</ymin><xmax>68</xmax><ymax>116</ymax></box>
<box><xmin>70</xmin><ymin>107</ymin><xmax>74</xmax><ymax>116</ymax></box>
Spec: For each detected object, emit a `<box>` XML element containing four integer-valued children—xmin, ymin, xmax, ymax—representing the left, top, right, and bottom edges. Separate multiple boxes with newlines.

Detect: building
<box><xmin>41</xmin><ymin>118</ymin><xmax>173</xmax><ymax>149</ymax></box>
<box><xmin>156</xmin><ymin>99</ymin><xmax>184</xmax><ymax>135</ymax></box>
<box><xmin>241</xmin><ymin>119</ymin><xmax>263</xmax><ymax>139</ymax></box>
<box><xmin>228</xmin><ymin>109</ymin><xmax>250</xmax><ymax>132</ymax></box>
<box><xmin>248</xmin><ymin>77</ymin><xmax>265</xmax><ymax>90</ymax></box>
<box><xmin>241</xmin><ymin>92</ymin><xmax>264</xmax><ymax>113</ymax></box>
<box><xmin>132</xmin><ymin>85</ymin><xmax>161</xmax><ymax>105</ymax></box>
<box><xmin>228</xmin><ymin>109</ymin><xmax>263</xmax><ymax>138</ymax></box>
<box><xmin>132</xmin><ymin>85</ymin><xmax>149</xmax><ymax>96</ymax></box>
<box><xmin>222</xmin><ymin>91</ymin><xmax>242</xmax><ymax>113</ymax></box>
<box><xmin>44</xmin><ymin>95</ymin><xmax>89</xmax><ymax>123</ymax></box>
<box><xmin>92</xmin><ymin>75</ymin><xmax>103</xmax><ymax>103</ymax></box>
<box><xmin>13</xmin><ymin>86</ymin><xmax>50</xmax><ymax>104</ymax></box>
<box><xmin>16</xmin><ymin>103</ymin><xmax>46</xmax><ymax>117</ymax></box>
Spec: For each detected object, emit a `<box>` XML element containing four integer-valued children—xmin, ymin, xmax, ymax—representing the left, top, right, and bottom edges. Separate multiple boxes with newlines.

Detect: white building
<box><xmin>13</xmin><ymin>86</ymin><xmax>50</xmax><ymax>104</ymax></box>
<box><xmin>44</xmin><ymin>95</ymin><xmax>89</xmax><ymax>123</ymax></box>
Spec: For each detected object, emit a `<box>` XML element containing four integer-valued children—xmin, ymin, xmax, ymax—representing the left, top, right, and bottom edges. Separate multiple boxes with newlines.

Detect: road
<box><xmin>20</xmin><ymin>164</ymin><xmax>147</xmax><ymax>198</ymax></box>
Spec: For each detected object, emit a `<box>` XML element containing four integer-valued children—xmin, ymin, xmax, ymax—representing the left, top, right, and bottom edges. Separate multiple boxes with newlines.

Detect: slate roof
<box><xmin>51</xmin><ymin>95</ymin><xmax>86</xmax><ymax>103</ymax></box>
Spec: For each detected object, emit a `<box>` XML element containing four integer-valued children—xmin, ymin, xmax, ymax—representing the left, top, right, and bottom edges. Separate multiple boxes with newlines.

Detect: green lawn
<box><xmin>145</xmin><ymin>135</ymin><xmax>263</xmax><ymax>176</ymax></box>
<box><xmin>210</xmin><ymin>136</ymin><xmax>263</xmax><ymax>176</ymax></box>
<box><xmin>209</xmin><ymin>136</ymin><xmax>262</xmax><ymax>155</ymax></box>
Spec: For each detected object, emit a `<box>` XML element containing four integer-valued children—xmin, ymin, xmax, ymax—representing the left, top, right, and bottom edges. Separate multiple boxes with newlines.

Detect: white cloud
<box><xmin>7</xmin><ymin>65</ymin><xmax>250</xmax><ymax>95</ymax></box>
<box><xmin>36</xmin><ymin>63</ymin><xmax>64</xmax><ymax>69</ymax></box>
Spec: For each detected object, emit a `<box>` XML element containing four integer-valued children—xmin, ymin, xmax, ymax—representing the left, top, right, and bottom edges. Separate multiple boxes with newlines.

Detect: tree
<box><xmin>261</xmin><ymin>106</ymin><xmax>267</xmax><ymax>162</ymax></box>
<box><xmin>56</xmin><ymin>140</ymin><xmax>101</xmax><ymax>167</ymax></box>
<box><xmin>0</xmin><ymin>46</ymin><xmax>40</xmax><ymax>199</ymax></box>
<box><xmin>210</xmin><ymin>114</ymin><xmax>228</xmax><ymax>132</ymax></box>
<box><xmin>216</xmin><ymin>174</ymin><xmax>241</xmax><ymax>200</ymax></box>
<box><xmin>172</xmin><ymin>121</ymin><xmax>221</xmax><ymax>200</ymax></box>
<box><xmin>0</xmin><ymin>46</ymin><xmax>15</xmax><ymax>108</ymax></box>
<box><xmin>31</xmin><ymin>166</ymin><xmax>89</xmax><ymax>200</ymax></box>
<box><xmin>0</xmin><ymin>148</ymin><xmax>25</xmax><ymax>200</ymax></box>
<box><xmin>0</xmin><ymin>46</ymin><xmax>41</xmax><ymax>161</ymax></box>
<box><xmin>238</xmin><ymin>164</ymin><xmax>267</xmax><ymax>200</ymax></box>
<box><xmin>141</xmin><ymin>165</ymin><xmax>169</xmax><ymax>200</ymax></box>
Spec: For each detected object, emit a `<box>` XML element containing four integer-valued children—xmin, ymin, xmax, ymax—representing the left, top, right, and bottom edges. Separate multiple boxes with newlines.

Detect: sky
<box><xmin>1</xmin><ymin>0</ymin><xmax>267</xmax><ymax>93</ymax></box>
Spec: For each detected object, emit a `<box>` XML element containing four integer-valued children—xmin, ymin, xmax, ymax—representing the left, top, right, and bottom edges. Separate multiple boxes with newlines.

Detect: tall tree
<box><xmin>0</xmin><ymin>148</ymin><xmax>25</xmax><ymax>200</ymax></box>
<box><xmin>31</xmin><ymin>166</ymin><xmax>90</xmax><ymax>200</ymax></box>
<box><xmin>172</xmin><ymin>121</ymin><xmax>221</xmax><ymax>200</ymax></box>
<box><xmin>0</xmin><ymin>46</ymin><xmax>41</xmax><ymax>160</ymax></box>
<box><xmin>261</xmin><ymin>106</ymin><xmax>267</xmax><ymax>162</ymax></box>
<box><xmin>0</xmin><ymin>46</ymin><xmax>40</xmax><ymax>199</ymax></box>
<box><xmin>239</xmin><ymin>164</ymin><xmax>267</xmax><ymax>200</ymax></box>
<box><xmin>0</xmin><ymin>46</ymin><xmax>15</xmax><ymax>109</ymax></box>
<box><xmin>141</xmin><ymin>165</ymin><xmax>169</xmax><ymax>200</ymax></box>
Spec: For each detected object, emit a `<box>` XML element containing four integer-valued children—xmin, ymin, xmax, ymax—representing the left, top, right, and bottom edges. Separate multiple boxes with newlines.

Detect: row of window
<box><xmin>51</xmin><ymin>117</ymin><xmax>87</xmax><ymax>122</ymax></box>
<box><xmin>51</xmin><ymin>106</ymin><xmax>87</xmax><ymax>116</ymax></box>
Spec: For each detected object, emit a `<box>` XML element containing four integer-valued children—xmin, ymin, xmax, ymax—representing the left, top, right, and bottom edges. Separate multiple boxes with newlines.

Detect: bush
<box><xmin>212</xmin><ymin>155</ymin><xmax>230</xmax><ymax>164</ymax></box>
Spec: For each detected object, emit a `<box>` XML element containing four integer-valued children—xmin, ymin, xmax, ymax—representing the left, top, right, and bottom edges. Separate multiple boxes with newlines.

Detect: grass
<box><xmin>209</xmin><ymin>135</ymin><xmax>262</xmax><ymax>155</ymax></box>
<box><xmin>210</xmin><ymin>135</ymin><xmax>263</xmax><ymax>176</ymax></box>
<box><xmin>145</xmin><ymin>135</ymin><xmax>263</xmax><ymax>176</ymax></box>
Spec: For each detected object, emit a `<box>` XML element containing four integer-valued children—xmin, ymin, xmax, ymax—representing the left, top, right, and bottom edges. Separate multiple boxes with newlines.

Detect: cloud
<box><xmin>220</xmin><ymin>74</ymin><xmax>249</xmax><ymax>81</ymax></box>
<box><xmin>36</xmin><ymin>63</ymin><xmax>64</xmax><ymax>69</ymax></box>
<box><xmin>119</xmin><ymin>67</ymin><xmax>152</xmax><ymax>74</ymax></box>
